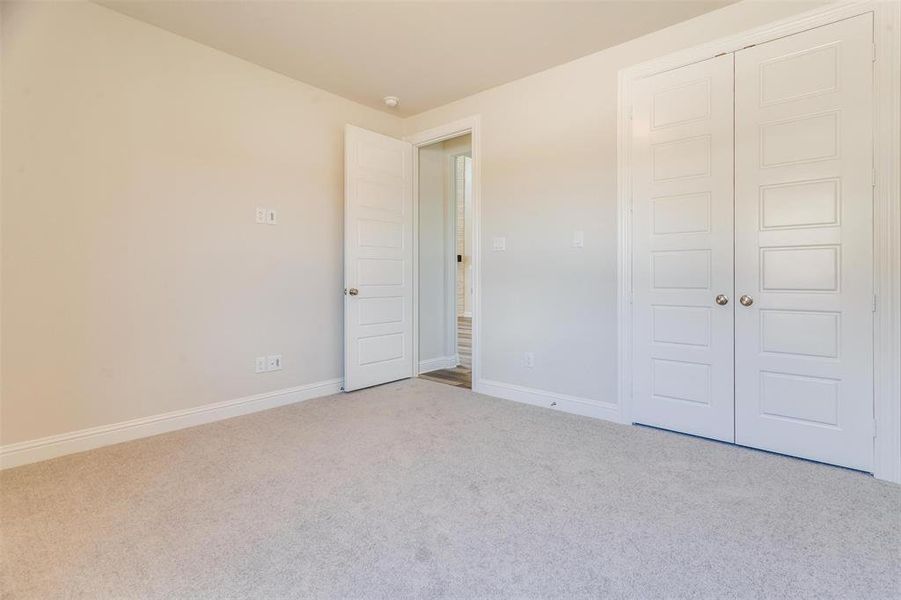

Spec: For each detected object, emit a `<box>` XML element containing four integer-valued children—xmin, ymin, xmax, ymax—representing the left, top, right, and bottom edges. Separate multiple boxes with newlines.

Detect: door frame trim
<box><xmin>406</xmin><ymin>116</ymin><xmax>483</xmax><ymax>391</ymax></box>
<box><xmin>616</xmin><ymin>0</ymin><xmax>901</xmax><ymax>482</ymax></box>
<box><xmin>446</xmin><ymin>151</ymin><xmax>471</xmax><ymax>368</ymax></box>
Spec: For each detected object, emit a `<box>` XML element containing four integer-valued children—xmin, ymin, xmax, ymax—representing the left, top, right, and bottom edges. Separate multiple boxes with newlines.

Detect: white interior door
<box><xmin>344</xmin><ymin>125</ymin><xmax>413</xmax><ymax>391</ymax></box>
<box><xmin>734</xmin><ymin>15</ymin><xmax>875</xmax><ymax>471</ymax></box>
<box><xmin>631</xmin><ymin>54</ymin><xmax>736</xmax><ymax>442</ymax></box>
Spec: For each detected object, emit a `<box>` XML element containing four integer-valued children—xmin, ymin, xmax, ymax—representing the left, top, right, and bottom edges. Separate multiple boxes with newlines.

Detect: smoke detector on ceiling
<box><xmin>383</xmin><ymin>96</ymin><xmax>400</xmax><ymax>109</ymax></box>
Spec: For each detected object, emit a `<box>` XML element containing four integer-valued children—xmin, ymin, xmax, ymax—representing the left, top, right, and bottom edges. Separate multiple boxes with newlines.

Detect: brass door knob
<box><xmin>715</xmin><ymin>294</ymin><xmax>729</xmax><ymax>306</ymax></box>
<box><xmin>740</xmin><ymin>294</ymin><xmax>753</xmax><ymax>307</ymax></box>
<box><xmin>347</xmin><ymin>288</ymin><xmax>359</xmax><ymax>296</ymax></box>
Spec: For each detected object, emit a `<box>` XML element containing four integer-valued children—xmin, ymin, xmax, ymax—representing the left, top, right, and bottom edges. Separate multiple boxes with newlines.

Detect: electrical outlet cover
<box><xmin>255</xmin><ymin>356</ymin><xmax>267</xmax><ymax>373</ymax></box>
<box><xmin>266</xmin><ymin>354</ymin><xmax>282</xmax><ymax>370</ymax></box>
<box><xmin>255</xmin><ymin>207</ymin><xmax>267</xmax><ymax>224</ymax></box>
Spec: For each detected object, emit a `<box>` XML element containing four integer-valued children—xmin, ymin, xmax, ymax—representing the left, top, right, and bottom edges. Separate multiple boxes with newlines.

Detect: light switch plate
<box><xmin>266</xmin><ymin>209</ymin><xmax>278</xmax><ymax>225</ymax></box>
<box><xmin>255</xmin><ymin>356</ymin><xmax>267</xmax><ymax>373</ymax></box>
<box><xmin>266</xmin><ymin>354</ymin><xmax>282</xmax><ymax>371</ymax></box>
<box><xmin>255</xmin><ymin>207</ymin><xmax>267</xmax><ymax>224</ymax></box>
<box><xmin>491</xmin><ymin>237</ymin><xmax>506</xmax><ymax>251</ymax></box>
<box><xmin>573</xmin><ymin>230</ymin><xmax>584</xmax><ymax>248</ymax></box>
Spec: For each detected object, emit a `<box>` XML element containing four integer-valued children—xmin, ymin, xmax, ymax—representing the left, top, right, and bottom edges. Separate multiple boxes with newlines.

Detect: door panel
<box><xmin>344</xmin><ymin>125</ymin><xmax>413</xmax><ymax>391</ymax></box>
<box><xmin>734</xmin><ymin>15</ymin><xmax>874</xmax><ymax>470</ymax></box>
<box><xmin>631</xmin><ymin>54</ymin><xmax>735</xmax><ymax>442</ymax></box>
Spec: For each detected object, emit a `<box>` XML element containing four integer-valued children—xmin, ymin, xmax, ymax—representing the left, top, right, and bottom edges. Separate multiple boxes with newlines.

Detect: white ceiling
<box><xmin>99</xmin><ymin>1</ymin><xmax>736</xmax><ymax>117</ymax></box>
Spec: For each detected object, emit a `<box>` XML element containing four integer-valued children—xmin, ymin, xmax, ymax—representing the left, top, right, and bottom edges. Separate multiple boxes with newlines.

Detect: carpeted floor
<box><xmin>1</xmin><ymin>378</ymin><xmax>899</xmax><ymax>599</ymax></box>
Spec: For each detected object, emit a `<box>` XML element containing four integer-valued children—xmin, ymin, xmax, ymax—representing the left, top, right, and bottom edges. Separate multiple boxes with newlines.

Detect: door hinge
<box><xmin>872</xmin><ymin>43</ymin><xmax>877</xmax><ymax>62</ymax></box>
<box><xmin>872</xmin><ymin>294</ymin><xmax>877</xmax><ymax>312</ymax></box>
<box><xmin>872</xmin><ymin>418</ymin><xmax>877</xmax><ymax>438</ymax></box>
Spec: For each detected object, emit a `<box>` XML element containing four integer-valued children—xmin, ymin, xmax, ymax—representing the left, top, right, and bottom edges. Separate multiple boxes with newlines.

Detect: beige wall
<box><xmin>1</xmin><ymin>0</ymin><xmax>827</xmax><ymax>448</ymax></box>
<box><xmin>0</xmin><ymin>1</ymin><xmax>401</xmax><ymax>444</ymax></box>
<box><xmin>403</xmin><ymin>0</ymin><xmax>824</xmax><ymax>402</ymax></box>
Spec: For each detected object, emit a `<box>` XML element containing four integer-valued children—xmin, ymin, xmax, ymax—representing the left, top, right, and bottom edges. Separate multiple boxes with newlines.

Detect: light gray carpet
<box><xmin>1</xmin><ymin>378</ymin><xmax>899</xmax><ymax>599</ymax></box>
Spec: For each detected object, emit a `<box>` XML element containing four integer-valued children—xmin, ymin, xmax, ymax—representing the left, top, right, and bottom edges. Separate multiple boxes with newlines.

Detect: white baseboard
<box><xmin>476</xmin><ymin>379</ymin><xmax>624</xmax><ymax>424</ymax></box>
<box><xmin>0</xmin><ymin>378</ymin><xmax>343</xmax><ymax>470</ymax></box>
<box><xmin>418</xmin><ymin>355</ymin><xmax>458</xmax><ymax>373</ymax></box>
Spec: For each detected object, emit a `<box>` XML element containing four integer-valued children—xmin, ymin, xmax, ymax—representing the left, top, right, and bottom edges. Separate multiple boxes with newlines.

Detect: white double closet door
<box><xmin>632</xmin><ymin>15</ymin><xmax>875</xmax><ymax>471</ymax></box>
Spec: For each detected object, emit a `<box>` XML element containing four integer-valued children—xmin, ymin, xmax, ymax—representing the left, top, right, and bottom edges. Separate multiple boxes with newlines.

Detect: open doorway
<box><xmin>416</xmin><ymin>133</ymin><xmax>473</xmax><ymax>389</ymax></box>
<box><xmin>343</xmin><ymin>119</ymin><xmax>479</xmax><ymax>393</ymax></box>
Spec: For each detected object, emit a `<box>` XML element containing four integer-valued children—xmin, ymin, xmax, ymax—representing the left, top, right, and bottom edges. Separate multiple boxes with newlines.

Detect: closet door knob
<box><xmin>347</xmin><ymin>288</ymin><xmax>359</xmax><ymax>296</ymax></box>
<box><xmin>715</xmin><ymin>294</ymin><xmax>729</xmax><ymax>306</ymax></box>
<box><xmin>740</xmin><ymin>294</ymin><xmax>753</xmax><ymax>307</ymax></box>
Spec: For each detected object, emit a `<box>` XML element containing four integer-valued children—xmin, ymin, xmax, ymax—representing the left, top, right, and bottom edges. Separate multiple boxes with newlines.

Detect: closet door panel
<box><xmin>631</xmin><ymin>54</ymin><xmax>735</xmax><ymax>442</ymax></box>
<box><xmin>734</xmin><ymin>14</ymin><xmax>874</xmax><ymax>471</ymax></box>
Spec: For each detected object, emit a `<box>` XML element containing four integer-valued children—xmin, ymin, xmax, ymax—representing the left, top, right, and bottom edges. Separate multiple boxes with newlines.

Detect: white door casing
<box><xmin>631</xmin><ymin>54</ymin><xmax>736</xmax><ymax>442</ymax></box>
<box><xmin>734</xmin><ymin>15</ymin><xmax>875</xmax><ymax>471</ymax></box>
<box><xmin>344</xmin><ymin>125</ymin><xmax>413</xmax><ymax>392</ymax></box>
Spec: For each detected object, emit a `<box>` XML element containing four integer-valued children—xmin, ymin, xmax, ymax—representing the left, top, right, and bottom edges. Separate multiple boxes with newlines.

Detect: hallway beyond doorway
<box><xmin>420</xmin><ymin>317</ymin><xmax>471</xmax><ymax>388</ymax></box>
